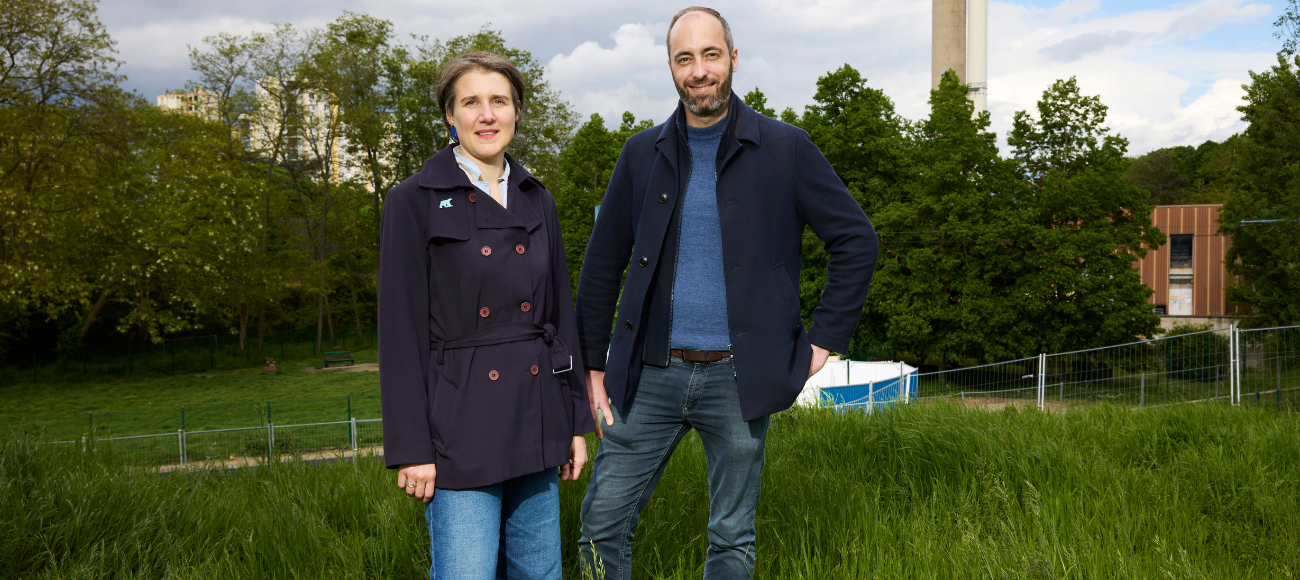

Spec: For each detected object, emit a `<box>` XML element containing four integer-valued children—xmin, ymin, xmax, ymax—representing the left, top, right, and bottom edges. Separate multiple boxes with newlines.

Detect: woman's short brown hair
<box><xmin>436</xmin><ymin>51</ymin><xmax>527</xmax><ymax>139</ymax></box>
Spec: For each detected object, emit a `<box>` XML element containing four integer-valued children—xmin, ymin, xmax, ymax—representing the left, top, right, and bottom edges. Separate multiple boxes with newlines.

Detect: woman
<box><xmin>377</xmin><ymin>51</ymin><xmax>594</xmax><ymax>579</ymax></box>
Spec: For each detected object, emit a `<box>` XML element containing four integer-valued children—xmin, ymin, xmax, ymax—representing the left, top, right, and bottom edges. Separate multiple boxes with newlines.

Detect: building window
<box><xmin>1168</xmin><ymin>234</ymin><xmax>1193</xmax><ymax>316</ymax></box>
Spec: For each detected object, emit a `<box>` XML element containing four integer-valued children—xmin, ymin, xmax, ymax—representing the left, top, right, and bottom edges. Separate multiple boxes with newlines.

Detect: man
<box><xmin>575</xmin><ymin>6</ymin><xmax>878</xmax><ymax>578</ymax></box>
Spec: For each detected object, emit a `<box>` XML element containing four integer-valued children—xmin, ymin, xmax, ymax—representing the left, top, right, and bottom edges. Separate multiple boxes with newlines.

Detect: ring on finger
<box><xmin>407</xmin><ymin>482</ymin><xmax>417</xmax><ymax>489</ymax></box>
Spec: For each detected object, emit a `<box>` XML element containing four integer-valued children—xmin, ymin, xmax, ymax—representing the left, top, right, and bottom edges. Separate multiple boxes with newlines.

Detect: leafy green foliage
<box><xmin>550</xmin><ymin>112</ymin><xmax>653</xmax><ymax>291</ymax></box>
<box><xmin>1126</xmin><ymin>137</ymin><xmax>1244</xmax><ymax>205</ymax></box>
<box><xmin>1007</xmin><ymin>77</ymin><xmax>1165</xmax><ymax>354</ymax></box>
<box><xmin>864</xmin><ymin>70</ymin><xmax>1031</xmax><ymax>365</ymax></box>
<box><xmin>1220</xmin><ymin>51</ymin><xmax>1300</xmax><ymax>328</ymax></box>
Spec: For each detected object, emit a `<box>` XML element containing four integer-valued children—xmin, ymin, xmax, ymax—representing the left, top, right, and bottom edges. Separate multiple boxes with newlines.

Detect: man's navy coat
<box><xmin>378</xmin><ymin>146</ymin><xmax>594</xmax><ymax>490</ymax></box>
<box><xmin>576</xmin><ymin>94</ymin><xmax>879</xmax><ymax>422</ymax></box>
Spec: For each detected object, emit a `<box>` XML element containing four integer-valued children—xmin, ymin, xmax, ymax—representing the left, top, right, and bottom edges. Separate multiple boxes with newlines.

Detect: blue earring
<box><xmin>449</xmin><ymin>125</ymin><xmax>458</xmax><ymax>141</ymax></box>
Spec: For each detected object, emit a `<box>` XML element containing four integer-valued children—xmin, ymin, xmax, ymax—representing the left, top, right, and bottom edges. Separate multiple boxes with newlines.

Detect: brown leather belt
<box><xmin>670</xmin><ymin>349</ymin><xmax>731</xmax><ymax>363</ymax></box>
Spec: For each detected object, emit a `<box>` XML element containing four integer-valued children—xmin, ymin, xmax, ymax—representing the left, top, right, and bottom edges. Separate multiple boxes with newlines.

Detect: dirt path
<box><xmin>299</xmin><ymin>363</ymin><xmax>378</xmax><ymax>374</ymax></box>
<box><xmin>155</xmin><ymin>445</ymin><xmax>385</xmax><ymax>473</ymax></box>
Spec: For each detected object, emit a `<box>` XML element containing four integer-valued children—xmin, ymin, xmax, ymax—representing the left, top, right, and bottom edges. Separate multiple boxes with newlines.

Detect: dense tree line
<box><xmin>2</xmin><ymin>0</ymin><xmax>1296</xmax><ymax>368</ymax></box>
<box><xmin>0</xmin><ymin>0</ymin><xmax>577</xmax><ymax>361</ymax></box>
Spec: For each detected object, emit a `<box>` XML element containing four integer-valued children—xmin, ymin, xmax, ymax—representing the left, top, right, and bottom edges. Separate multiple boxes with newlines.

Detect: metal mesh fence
<box><xmin>1238</xmin><ymin>326</ymin><xmax>1300</xmax><ymax>411</ymax></box>
<box><xmin>14</xmin><ymin>325</ymin><xmax>1299</xmax><ymax>469</ymax></box>
<box><xmin>915</xmin><ymin>356</ymin><xmax>1040</xmax><ymax>407</ymax></box>
<box><xmin>909</xmin><ymin>325</ymin><xmax>1295</xmax><ymax>412</ymax></box>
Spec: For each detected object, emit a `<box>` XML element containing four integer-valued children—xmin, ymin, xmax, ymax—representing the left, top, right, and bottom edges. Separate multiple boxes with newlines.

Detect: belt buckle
<box><xmin>552</xmin><ymin>355</ymin><xmax>573</xmax><ymax>375</ymax></box>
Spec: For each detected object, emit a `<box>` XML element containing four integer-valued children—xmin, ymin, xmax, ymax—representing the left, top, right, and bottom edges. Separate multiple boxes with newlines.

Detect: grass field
<box><xmin>1</xmin><ymin>344</ymin><xmax>382</xmax><ymax>440</ymax></box>
<box><xmin>3</xmin><ymin>402</ymin><xmax>1297</xmax><ymax>579</ymax></box>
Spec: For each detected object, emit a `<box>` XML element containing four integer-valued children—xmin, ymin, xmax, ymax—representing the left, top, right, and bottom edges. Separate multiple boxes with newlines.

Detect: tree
<box><xmin>0</xmin><ymin>0</ymin><xmax>129</xmax><ymax>338</ymax></box>
<box><xmin>1219</xmin><ymin>49</ymin><xmax>1300</xmax><ymax>327</ymax></box>
<box><xmin>1127</xmin><ymin>148</ymin><xmax>1187</xmax><ymax>205</ymax></box>
<box><xmin>1008</xmin><ymin>77</ymin><xmax>1164</xmax><ymax>353</ymax></box>
<box><xmin>551</xmin><ymin>112</ymin><xmax>652</xmax><ymax>290</ymax></box>
<box><xmin>783</xmin><ymin>65</ymin><xmax>911</xmax><ymax>351</ymax></box>
<box><xmin>863</xmin><ymin>70</ymin><xmax>1030</xmax><ymax>366</ymax></box>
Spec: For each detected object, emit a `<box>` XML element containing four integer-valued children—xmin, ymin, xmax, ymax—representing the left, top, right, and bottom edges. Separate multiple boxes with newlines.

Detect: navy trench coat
<box><xmin>378</xmin><ymin>145</ymin><xmax>594</xmax><ymax>490</ymax></box>
<box><xmin>576</xmin><ymin>95</ymin><xmax>878</xmax><ymax>422</ymax></box>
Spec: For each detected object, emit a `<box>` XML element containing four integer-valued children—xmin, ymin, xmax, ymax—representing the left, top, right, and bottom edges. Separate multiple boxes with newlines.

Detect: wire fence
<box><xmin>11</xmin><ymin>325</ymin><xmax>1299</xmax><ymax>469</ymax></box>
<box><xmin>33</xmin><ymin>418</ymin><xmax>384</xmax><ymax>470</ymax></box>
<box><xmin>0</xmin><ymin>325</ymin><xmax>376</xmax><ymax>385</ymax></box>
<box><xmin>910</xmin><ymin>325</ymin><xmax>1299</xmax><ymax>411</ymax></box>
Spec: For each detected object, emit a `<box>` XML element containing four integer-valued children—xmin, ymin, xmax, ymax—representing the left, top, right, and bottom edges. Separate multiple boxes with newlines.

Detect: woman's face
<box><xmin>448</xmin><ymin>70</ymin><xmax>517</xmax><ymax>163</ymax></box>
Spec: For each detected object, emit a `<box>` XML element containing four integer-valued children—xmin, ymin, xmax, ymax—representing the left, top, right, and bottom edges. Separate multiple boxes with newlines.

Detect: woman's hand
<box><xmin>397</xmin><ymin>463</ymin><xmax>437</xmax><ymax>503</ymax></box>
<box><xmin>560</xmin><ymin>435</ymin><xmax>588</xmax><ymax>481</ymax></box>
<box><xmin>587</xmin><ymin>368</ymin><xmax>614</xmax><ymax>439</ymax></box>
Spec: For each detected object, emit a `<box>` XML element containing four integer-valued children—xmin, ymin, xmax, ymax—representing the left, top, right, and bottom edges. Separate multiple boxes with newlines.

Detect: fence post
<box><xmin>1140</xmin><ymin>374</ymin><xmax>1145</xmax><ymax>407</ymax></box>
<box><xmin>350</xmin><ymin>416</ymin><xmax>358</xmax><ymax>460</ymax></box>
<box><xmin>1228</xmin><ymin>325</ymin><xmax>1236</xmax><ymax>405</ymax></box>
<box><xmin>178</xmin><ymin>429</ymin><xmax>185</xmax><ymax>468</ymax></box>
<box><xmin>347</xmin><ymin>396</ymin><xmax>352</xmax><ymax>421</ymax></box>
<box><xmin>1234</xmin><ymin>325</ymin><xmax>1242</xmax><ymax>405</ymax></box>
<box><xmin>1037</xmin><ymin>354</ymin><xmax>1046</xmax><ymax>410</ymax></box>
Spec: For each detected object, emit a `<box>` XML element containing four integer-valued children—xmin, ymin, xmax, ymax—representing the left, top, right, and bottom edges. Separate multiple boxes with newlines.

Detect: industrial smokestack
<box><xmin>968</xmin><ymin>0</ymin><xmax>988</xmax><ymax>115</ymax></box>
<box><xmin>932</xmin><ymin>0</ymin><xmax>966</xmax><ymax>91</ymax></box>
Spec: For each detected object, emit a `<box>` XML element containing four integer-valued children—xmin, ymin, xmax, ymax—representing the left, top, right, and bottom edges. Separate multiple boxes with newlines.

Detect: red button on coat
<box><xmin>479</xmin><ymin>307</ymin><xmax>490</xmax><ymax>318</ymax></box>
<box><xmin>488</xmin><ymin>370</ymin><xmax>499</xmax><ymax>381</ymax></box>
<box><xmin>520</xmin><ymin>302</ymin><xmax>531</xmax><ymax>312</ymax></box>
<box><xmin>468</xmin><ymin>192</ymin><xmax>477</xmax><ymax>202</ymax></box>
<box><xmin>530</xmin><ymin>365</ymin><xmax>539</xmax><ymax>375</ymax></box>
<box><xmin>481</xmin><ymin>246</ymin><xmax>491</xmax><ymax>256</ymax></box>
<box><xmin>515</xmin><ymin>244</ymin><xmax>526</xmax><ymax>255</ymax></box>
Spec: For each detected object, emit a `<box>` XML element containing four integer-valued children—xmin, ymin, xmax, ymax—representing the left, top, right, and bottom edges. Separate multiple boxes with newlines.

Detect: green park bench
<box><xmin>323</xmin><ymin>351</ymin><xmax>354</xmax><ymax>368</ymax></box>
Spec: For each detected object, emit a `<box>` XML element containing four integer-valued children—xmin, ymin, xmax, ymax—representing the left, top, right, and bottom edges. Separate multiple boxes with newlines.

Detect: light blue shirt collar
<box><xmin>453</xmin><ymin>146</ymin><xmax>510</xmax><ymax>208</ymax></box>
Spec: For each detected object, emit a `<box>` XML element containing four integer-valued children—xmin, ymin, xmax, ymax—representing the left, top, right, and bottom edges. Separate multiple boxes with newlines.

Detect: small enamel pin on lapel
<box><xmin>439</xmin><ymin>198</ymin><xmax>452</xmax><ymax>209</ymax></box>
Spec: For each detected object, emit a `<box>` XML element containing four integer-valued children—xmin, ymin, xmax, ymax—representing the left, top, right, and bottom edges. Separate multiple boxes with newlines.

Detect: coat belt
<box><xmin>432</xmin><ymin>322</ymin><xmax>573</xmax><ymax>375</ymax></box>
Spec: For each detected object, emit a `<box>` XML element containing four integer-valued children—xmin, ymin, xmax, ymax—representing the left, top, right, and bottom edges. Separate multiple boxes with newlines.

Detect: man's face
<box><xmin>668</xmin><ymin>12</ymin><xmax>737</xmax><ymax>119</ymax></box>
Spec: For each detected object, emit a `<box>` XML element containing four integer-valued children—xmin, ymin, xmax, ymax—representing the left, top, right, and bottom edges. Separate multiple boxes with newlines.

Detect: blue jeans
<box><xmin>425</xmin><ymin>468</ymin><xmax>561</xmax><ymax>580</ymax></box>
<box><xmin>579</xmin><ymin>357</ymin><xmax>770</xmax><ymax>579</ymax></box>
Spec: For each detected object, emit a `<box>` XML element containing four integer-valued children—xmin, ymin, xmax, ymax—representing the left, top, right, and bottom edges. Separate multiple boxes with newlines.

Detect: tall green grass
<box><xmin>4</xmin><ymin>403</ymin><xmax>1297</xmax><ymax>579</ymax></box>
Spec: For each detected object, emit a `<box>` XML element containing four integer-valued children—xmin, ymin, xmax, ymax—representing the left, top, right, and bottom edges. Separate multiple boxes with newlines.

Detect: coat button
<box><xmin>479</xmin><ymin>307</ymin><xmax>490</xmax><ymax>318</ymax></box>
<box><xmin>468</xmin><ymin>192</ymin><xmax>477</xmax><ymax>202</ymax></box>
<box><xmin>624</xmin><ymin>321</ymin><xmax>633</xmax><ymax>330</ymax></box>
<box><xmin>659</xmin><ymin>193</ymin><xmax>668</xmax><ymax>203</ymax></box>
<box><xmin>638</xmin><ymin>256</ymin><xmax>648</xmax><ymax>267</ymax></box>
<box><xmin>488</xmin><ymin>370</ymin><xmax>499</xmax><ymax>381</ymax></box>
<box><xmin>516</xmin><ymin>244</ymin><xmax>526</xmax><ymax>255</ymax></box>
<box><xmin>520</xmin><ymin>301</ymin><xmax>531</xmax><ymax>312</ymax></box>
<box><xmin>530</xmin><ymin>364</ymin><xmax>539</xmax><ymax>375</ymax></box>
<box><xmin>481</xmin><ymin>246</ymin><xmax>491</xmax><ymax>256</ymax></box>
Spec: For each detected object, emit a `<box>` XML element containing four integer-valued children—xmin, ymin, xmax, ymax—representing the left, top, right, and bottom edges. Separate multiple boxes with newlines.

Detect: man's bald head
<box><xmin>666</xmin><ymin>6</ymin><xmax>733</xmax><ymax>58</ymax></box>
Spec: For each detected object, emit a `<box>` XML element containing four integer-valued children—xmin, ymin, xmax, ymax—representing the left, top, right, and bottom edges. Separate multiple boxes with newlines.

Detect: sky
<box><xmin>99</xmin><ymin>0</ymin><xmax>1287</xmax><ymax>155</ymax></box>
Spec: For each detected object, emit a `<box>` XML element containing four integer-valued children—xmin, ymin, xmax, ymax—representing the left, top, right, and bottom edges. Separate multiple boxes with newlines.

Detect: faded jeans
<box><xmin>425</xmin><ymin>467</ymin><xmax>561</xmax><ymax>580</ymax></box>
<box><xmin>578</xmin><ymin>356</ymin><xmax>769</xmax><ymax>579</ymax></box>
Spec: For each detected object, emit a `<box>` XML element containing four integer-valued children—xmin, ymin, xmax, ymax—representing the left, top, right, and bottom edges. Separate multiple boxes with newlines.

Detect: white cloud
<box><xmin>982</xmin><ymin>0</ymin><xmax>1275</xmax><ymax>153</ymax></box>
<box><xmin>98</xmin><ymin>0</ymin><xmax>1277</xmax><ymax>153</ymax></box>
<box><xmin>113</xmin><ymin>17</ymin><xmax>280</xmax><ymax>71</ymax></box>
<box><xmin>547</xmin><ymin>23</ymin><xmax>677</xmax><ymax>126</ymax></box>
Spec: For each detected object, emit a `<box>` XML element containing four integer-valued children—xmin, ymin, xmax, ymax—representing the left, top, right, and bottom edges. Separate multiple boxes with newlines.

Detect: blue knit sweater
<box><xmin>670</xmin><ymin>118</ymin><xmax>731</xmax><ymax>350</ymax></box>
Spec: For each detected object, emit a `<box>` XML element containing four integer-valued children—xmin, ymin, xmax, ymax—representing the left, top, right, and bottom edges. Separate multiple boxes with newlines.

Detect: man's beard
<box><xmin>676</xmin><ymin>65</ymin><xmax>733</xmax><ymax>117</ymax></box>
